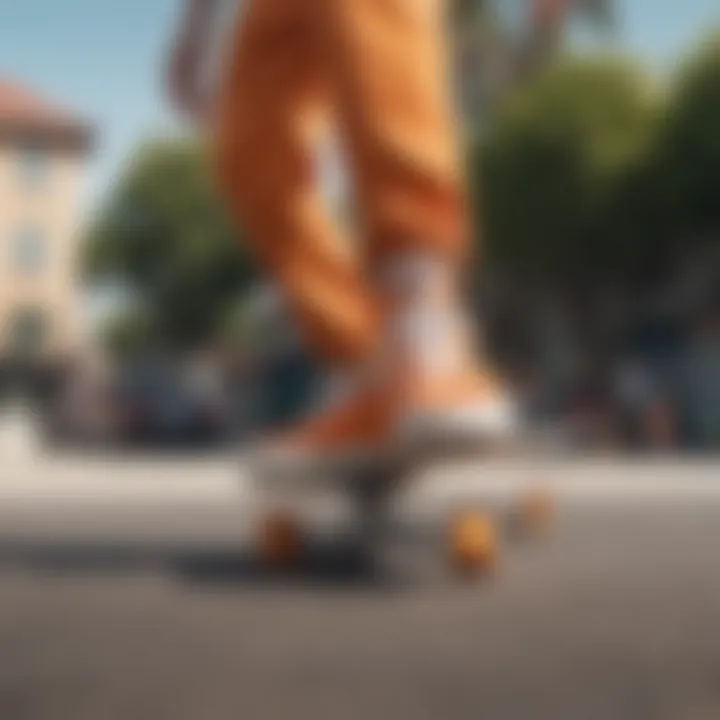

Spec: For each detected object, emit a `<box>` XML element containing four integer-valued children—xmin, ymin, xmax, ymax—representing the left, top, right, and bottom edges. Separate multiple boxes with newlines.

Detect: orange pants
<box><xmin>212</xmin><ymin>0</ymin><xmax>470</xmax><ymax>365</ymax></box>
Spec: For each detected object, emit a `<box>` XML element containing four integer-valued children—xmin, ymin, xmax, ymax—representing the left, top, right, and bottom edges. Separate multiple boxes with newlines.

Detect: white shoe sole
<box><xmin>246</xmin><ymin>442</ymin><xmax>387</xmax><ymax>489</ymax></box>
<box><xmin>247</xmin><ymin>399</ymin><xmax>520</xmax><ymax>487</ymax></box>
<box><xmin>396</xmin><ymin>398</ymin><xmax>520</xmax><ymax>456</ymax></box>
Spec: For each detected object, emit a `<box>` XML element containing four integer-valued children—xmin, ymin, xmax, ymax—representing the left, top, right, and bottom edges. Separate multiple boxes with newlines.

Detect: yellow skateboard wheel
<box><xmin>447</xmin><ymin>510</ymin><xmax>498</xmax><ymax>577</ymax></box>
<box><xmin>257</xmin><ymin>511</ymin><xmax>305</xmax><ymax>568</ymax></box>
<box><xmin>515</xmin><ymin>487</ymin><xmax>556</xmax><ymax>535</ymax></box>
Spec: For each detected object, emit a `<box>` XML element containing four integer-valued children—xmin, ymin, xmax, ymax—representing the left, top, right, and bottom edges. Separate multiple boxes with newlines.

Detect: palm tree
<box><xmin>453</xmin><ymin>0</ymin><xmax>615</xmax><ymax>121</ymax></box>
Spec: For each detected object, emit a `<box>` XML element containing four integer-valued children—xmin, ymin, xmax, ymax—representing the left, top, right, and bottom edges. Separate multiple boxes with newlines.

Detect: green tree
<box><xmin>85</xmin><ymin>137</ymin><xmax>256</xmax><ymax>350</ymax></box>
<box><xmin>100</xmin><ymin>306</ymin><xmax>157</xmax><ymax>359</ymax></box>
<box><xmin>659</xmin><ymin>32</ymin><xmax>720</xmax><ymax>239</ymax></box>
<box><xmin>579</xmin><ymin>32</ymin><xmax>720</xmax><ymax>284</ymax></box>
<box><xmin>453</xmin><ymin>0</ymin><xmax>615</xmax><ymax>120</ymax></box>
<box><xmin>474</xmin><ymin>55</ymin><xmax>659</xmax><ymax>283</ymax></box>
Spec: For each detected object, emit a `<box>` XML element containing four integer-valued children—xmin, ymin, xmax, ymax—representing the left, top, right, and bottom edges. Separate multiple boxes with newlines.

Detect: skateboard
<box><xmin>248</xmin><ymin>442</ymin><xmax>558</xmax><ymax>580</ymax></box>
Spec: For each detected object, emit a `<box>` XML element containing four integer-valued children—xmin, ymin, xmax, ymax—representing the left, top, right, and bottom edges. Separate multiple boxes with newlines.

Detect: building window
<box><xmin>8</xmin><ymin>308</ymin><xmax>47</xmax><ymax>358</ymax></box>
<box><xmin>12</xmin><ymin>227</ymin><xmax>46</xmax><ymax>273</ymax></box>
<box><xmin>17</xmin><ymin>145</ymin><xmax>49</xmax><ymax>189</ymax></box>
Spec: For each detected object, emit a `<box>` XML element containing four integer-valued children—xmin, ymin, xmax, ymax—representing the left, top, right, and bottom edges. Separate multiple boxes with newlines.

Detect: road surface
<box><xmin>0</xmin><ymin>454</ymin><xmax>719</xmax><ymax>720</ymax></box>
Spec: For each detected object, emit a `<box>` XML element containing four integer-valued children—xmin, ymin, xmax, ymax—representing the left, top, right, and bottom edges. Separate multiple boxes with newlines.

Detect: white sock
<box><xmin>378</xmin><ymin>254</ymin><xmax>470</xmax><ymax>376</ymax></box>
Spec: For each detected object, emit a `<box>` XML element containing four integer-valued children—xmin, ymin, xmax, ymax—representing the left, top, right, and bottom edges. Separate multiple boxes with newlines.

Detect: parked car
<box><xmin>44</xmin><ymin>365</ymin><xmax>116</xmax><ymax>447</ymax></box>
<box><xmin>110</xmin><ymin>363</ymin><xmax>230</xmax><ymax>446</ymax></box>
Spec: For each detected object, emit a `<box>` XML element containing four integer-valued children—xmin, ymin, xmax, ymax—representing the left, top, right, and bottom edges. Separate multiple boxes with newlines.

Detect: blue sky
<box><xmin>2</xmin><ymin>0</ymin><xmax>719</xmax><ymax>213</ymax></box>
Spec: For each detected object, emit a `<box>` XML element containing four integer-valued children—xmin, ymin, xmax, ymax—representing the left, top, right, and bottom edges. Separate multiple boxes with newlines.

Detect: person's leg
<box><xmin>211</xmin><ymin>0</ymin><xmax>377</xmax><ymax>366</ymax></box>
<box><xmin>212</xmin><ymin>0</ymin><xmax>399</xmax><ymax>471</ymax></box>
<box><xmin>324</xmin><ymin>0</ymin><xmax>516</xmax><ymax>444</ymax></box>
<box><xmin>221</xmin><ymin>0</ymin><xmax>514</xmax><ymax>476</ymax></box>
<box><xmin>326</xmin><ymin>0</ymin><xmax>469</xmax><ymax>269</ymax></box>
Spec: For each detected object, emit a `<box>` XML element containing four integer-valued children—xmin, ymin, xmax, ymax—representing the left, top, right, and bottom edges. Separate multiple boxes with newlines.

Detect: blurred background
<box><xmin>1</xmin><ymin>4</ymin><xmax>720</xmax><ymax>720</ymax></box>
<box><xmin>0</xmin><ymin>0</ymin><xmax>718</xmax><ymax>455</ymax></box>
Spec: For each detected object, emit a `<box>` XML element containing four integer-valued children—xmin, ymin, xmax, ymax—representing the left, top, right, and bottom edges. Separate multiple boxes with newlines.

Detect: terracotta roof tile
<box><xmin>0</xmin><ymin>78</ymin><xmax>93</xmax><ymax>150</ymax></box>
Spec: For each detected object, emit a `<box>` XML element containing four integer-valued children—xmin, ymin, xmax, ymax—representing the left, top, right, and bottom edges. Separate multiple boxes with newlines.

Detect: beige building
<box><xmin>0</xmin><ymin>79</ymin><xmax>93</xmax><ymax>366</ymax></box>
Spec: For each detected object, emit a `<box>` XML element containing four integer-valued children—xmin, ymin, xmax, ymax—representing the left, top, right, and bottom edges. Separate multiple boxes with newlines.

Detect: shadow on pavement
<box><xmin>0</xmin><ymin>537</ymin><xmax>415</xmax><ymax>593</ymax></box>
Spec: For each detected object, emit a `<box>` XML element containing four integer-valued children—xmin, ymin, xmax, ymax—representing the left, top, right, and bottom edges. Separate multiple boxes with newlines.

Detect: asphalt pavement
<box><xmin>0</xmin><ymin>454</ymin><xmax>719</xmax><ymax>720</ymax></box>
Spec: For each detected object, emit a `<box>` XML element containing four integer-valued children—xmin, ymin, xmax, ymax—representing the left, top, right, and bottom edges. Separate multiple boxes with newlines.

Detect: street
<box><xmin>0</xmin><ymin>455</ymin><xmax>719</xmax><ymax>719</ymax></box>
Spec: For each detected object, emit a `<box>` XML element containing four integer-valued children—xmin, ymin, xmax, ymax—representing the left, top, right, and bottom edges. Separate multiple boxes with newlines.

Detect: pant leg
<box><xmin>211</xmin><ymin>0</ymin><xmax>378</xmax><ymax>365</ymax></box>
<box><xmin>324</xmin><ymin>0</ymin><xmax>471</xmax><ymax>270</ymax></box>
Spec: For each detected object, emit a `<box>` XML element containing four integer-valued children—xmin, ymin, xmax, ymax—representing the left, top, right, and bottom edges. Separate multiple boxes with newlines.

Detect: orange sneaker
<box><xmin>251</xmin><ymin>255</ymin><xmax>519</xmax><ymax>479</ymax></box>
